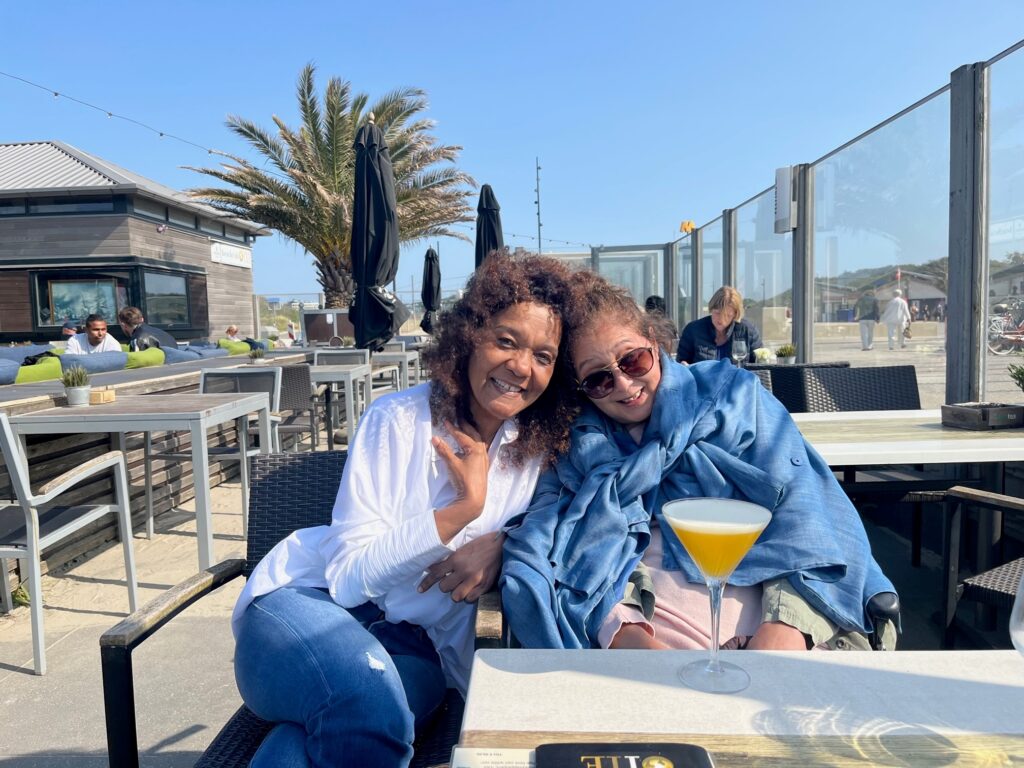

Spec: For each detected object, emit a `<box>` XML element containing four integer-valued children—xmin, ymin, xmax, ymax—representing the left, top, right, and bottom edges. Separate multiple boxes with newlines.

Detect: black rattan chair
<box><xmin>254</xmin><ymin>364</ymin><xmax>318</xmax><ymax>451</ymax></box>
<box><xmin>100</xmin><ymin>452</ymin><xmax>498</xmax><ymax>768</ymax></box>
<box><xmin>938</xmin><ymin>486</ymin><xmax>1024</xmax><ymax>648</ymax></box>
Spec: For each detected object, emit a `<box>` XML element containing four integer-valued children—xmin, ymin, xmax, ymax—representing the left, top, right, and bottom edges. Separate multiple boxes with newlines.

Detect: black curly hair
<box><xmin>422</xmin><ymin>250</ymin><xmax>578</xmax><ymax>465</ymax></box>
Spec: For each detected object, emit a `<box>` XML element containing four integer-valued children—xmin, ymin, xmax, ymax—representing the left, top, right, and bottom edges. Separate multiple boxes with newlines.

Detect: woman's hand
<box><xmin>745</xmin><ymin>620</ymin><xmax>810</xmax><ymax>650</ymax></box>
<box><xmin>432</xmin><ymin>420</ymin><xmax>490</xmax><ymax>543</ymax></box>
<box><xmin>419</xmin><ymin>531</ymin><xmax>505</xmax><ymax>603</ymax></box>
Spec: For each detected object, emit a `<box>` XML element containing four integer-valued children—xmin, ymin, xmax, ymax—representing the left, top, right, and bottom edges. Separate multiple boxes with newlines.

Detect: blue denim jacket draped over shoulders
<box><xmin>500</xmin><ymin>353</ymin><xmax>895</xmax><ymax>648</ymax></box>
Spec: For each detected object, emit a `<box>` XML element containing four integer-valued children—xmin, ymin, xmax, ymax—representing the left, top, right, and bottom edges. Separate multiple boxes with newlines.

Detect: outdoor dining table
<box><xmin>454</xmin><ymin>649</ymin><xmax>1024</xmax><ymax>766</ymax></box>
<box><xmin>7</xmin><ymin>392</ymin><xmax>272</xmax><ymax>570</ymax></box>
<box><xmin>793</xmin><ymin>408</ymin><xmax>1024</xmax><ymax>634</ymax></box>
<box><xmin>308</xmin><ymin>363</ymin><xmax>373</xmax><ymax>450</ymax></box>
<box><xmin>372</xmin><ymin>349</ymin><xmax>420</xmax><ymax>390</ymax></box>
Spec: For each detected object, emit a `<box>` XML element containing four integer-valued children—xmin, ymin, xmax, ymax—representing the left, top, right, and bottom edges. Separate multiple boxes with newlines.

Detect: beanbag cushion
<box><xmin>162</xmin><ymin>347</ymin><xmax>202</xmax><ymax>365</ymax></box>
<box><xmin>0</xmin><ymin>359</ymin><xmax>19</xmax><ymax>385</ymax></box>
<box><xmin>0</xmin><ymin>344</ymin><xmax>54</xmax><ymax>363</ymax></box>
<box><xmin>186</xmin><ymin>346</ymin><xmax>230</xmax><ymax>359</ymax></box>
<box><xmin>125</xmin><ymin>348</ymin><xmax>165</xmax><ymax>369</ymax></box>
<box><xmin>218</xmin><ymin>339</ymin><xmax>252</xmax><ymax>356</ymax></box>
<box><xmin>120</xmin><ymin>343</ymin><xmax>130</xmax><ymax>352</ymax></box>
<box><xmin>15</xmin><ymin>356</ymin><xmax>62</xmax><ymax>383</ymax></box>
<box><xmin>59</xmin><ymin>350</ymin><xmax>127</xmax><ymax>374</ymax></box>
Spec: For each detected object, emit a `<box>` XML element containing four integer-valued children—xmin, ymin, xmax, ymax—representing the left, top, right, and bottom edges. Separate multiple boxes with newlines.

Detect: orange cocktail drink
<box><xmin>662</xmin><ymin>498</ymin><xmax>772</xmax><ymax>694</ymax></box>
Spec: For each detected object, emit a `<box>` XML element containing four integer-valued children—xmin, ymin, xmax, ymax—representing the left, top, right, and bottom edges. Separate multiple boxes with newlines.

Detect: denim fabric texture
<box><xmin>501</xmin><ymin>354</ymin><xmax>895</xmax><ymax>649</ymax></box>
<box><xmin>235</xmin><ymin>586</ymin><xmax>447</xmax><ymax>768</ymax></box>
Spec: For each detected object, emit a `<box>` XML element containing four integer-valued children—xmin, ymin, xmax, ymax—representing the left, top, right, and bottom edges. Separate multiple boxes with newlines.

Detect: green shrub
<box><xmin>248</xmin><ymin>347</ymin><xmax>265</xmax><ymax>360</ymax></box>
<box><xmin>1009</xmin><ymin>363</ymin><xmax>1024</xmax><ymax>394</ymax></box>
<box><xmin>61</xmin><ymin>365</ymin><xmax>90</xmax><ymax>388</ymax></box>
<box><xmin>775</xmin><ymin>343</ymin><xmax>797</xmax><ymax>358</ymax></box>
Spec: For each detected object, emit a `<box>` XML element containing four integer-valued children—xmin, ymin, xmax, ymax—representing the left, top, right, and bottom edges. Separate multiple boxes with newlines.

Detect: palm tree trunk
<box><xmin>317</xmin><ymin>256</ymin><xmax>355</xmax><ymax>308</ymax></box>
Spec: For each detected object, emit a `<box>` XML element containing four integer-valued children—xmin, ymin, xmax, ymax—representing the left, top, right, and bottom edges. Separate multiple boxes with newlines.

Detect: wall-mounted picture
<box><xmin>48</xmin><ymin>279</ymin><xmax>117</xmax><ymax>325</ymax></box>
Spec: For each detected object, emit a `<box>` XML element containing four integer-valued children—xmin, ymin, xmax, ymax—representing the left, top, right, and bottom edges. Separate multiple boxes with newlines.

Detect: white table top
<box><xmin>7</xmin><ymin>393</ymin><xmax>269</xmax><ymax>430</ymax></box>
<box><xmin>308</xmin><ymin>363</ymin><xmax>372</xmax><ymax>382</ymax></box>
<box><xmin>460</xmin><ymin>649</ymin><xmax>1024</xmax><ymax>764</ymax></box>
<box><xmin>791</xmin><ymin>408</ymin><xmax>1024</xmax><ymax>465</ymax></box>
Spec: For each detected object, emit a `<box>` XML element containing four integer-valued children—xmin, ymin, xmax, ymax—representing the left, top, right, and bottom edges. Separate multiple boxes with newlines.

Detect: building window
<box><xmin>34</xmin><ymin>272</ymin><xmax>130</xmax><ymax>327</ymax></box>
<box><xmin>143</xmin><ymin>271</ymin><xmax>189</xmax><ymax>326</ymax></box>
<box><xmin>0</xmin><ymin>199</ymin><xmax>26</xmax><ymax>216</ymax></box>
<box><xmin>168</xmin><ymin>207</ymin><xmax>195</xmax><ymax>228</ymax></box>
<box><xmin>199</xmin><ymin>218</ymin><xmax>223</xmax><ymax>236</ymax></box>
<box><xmin>224</xmin><ymin>225</ymin><xmax>246</xmax><ymax>242</ymax></box>
<box><xmin>133</xmin><ymin>197</ymin><xmax>166</xmax><ymax>220</ymax></box>
<box><xmin>28</xmin><ymin>196</ymin><xmax>115</xmax><ymax>214</ymax></box>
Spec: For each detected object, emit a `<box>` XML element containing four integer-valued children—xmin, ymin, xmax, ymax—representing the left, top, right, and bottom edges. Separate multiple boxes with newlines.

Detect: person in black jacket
<box><xmin>117</xmin><ymin>306</ymin><xmax>177</xmax><ymax>351</ymax></box>
<box><xmin>676</xmin><ymin>285</ymin><xmax>763</xmax><ymax>364</ymax></box>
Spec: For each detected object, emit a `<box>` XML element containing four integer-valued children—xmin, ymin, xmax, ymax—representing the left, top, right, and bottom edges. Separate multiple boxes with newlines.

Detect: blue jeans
<box><xmin>234</xmin><ymin>586</ymin><xmax>448</xmax><ymax>768</ymax></box>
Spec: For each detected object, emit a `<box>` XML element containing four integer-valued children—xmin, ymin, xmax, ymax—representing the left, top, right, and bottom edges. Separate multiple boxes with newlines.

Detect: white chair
<box><xmin>0</xmin><ymin>411</ymin><xmax>137</xmax><ymax>674</ymax></box>
<box><xmin>150</xmin><ymin>367</ymin><xmax>282</xmax><ymax>534</ymax></box>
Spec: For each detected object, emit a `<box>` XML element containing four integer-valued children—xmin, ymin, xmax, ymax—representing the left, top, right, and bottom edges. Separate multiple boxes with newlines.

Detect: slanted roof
<box><xmin>0</xmin><ymin>140</ymin><xmax>263</xmax><ymax>234</ymax></box>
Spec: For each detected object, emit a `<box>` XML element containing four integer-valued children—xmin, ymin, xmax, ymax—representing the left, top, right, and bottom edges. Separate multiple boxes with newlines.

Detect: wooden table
<box><xmin>309</xmin><ymin>363</ymin><xmax>373</xmax><ymax>450</ymax></box>
<box><xmin>8</xmin><ymin>393</ymin><xmax>271</xmax><ymax>570</ymax></box>
<box><xmin>457</xmin><ymin>649</ymin><xmax>1024</xmax><ymax>766</ymax></box>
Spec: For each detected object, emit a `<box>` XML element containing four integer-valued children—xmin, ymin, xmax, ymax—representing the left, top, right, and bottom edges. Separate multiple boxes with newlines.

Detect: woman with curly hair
<box><xmin>231</xmin><ymin>251</ymin><xmax>577</xmax><ymax>767</ymax></box>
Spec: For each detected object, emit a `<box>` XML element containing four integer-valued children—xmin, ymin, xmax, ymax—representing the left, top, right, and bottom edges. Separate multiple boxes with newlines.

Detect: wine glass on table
<box><xmin>730</xmin><ymin>339</ymin><xmax>748</xmax><ymax>368</ymax></box>
<box><xmin>662</xmin><ymin>498</ymin><xmax>772</xmax><ymax>694</ymax></box>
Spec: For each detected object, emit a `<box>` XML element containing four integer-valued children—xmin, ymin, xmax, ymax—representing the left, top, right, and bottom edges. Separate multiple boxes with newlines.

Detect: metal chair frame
<box><xmin>0</xmin><ymin>411</ymin><xmax>137</xmax><ymax>674</ymax></box>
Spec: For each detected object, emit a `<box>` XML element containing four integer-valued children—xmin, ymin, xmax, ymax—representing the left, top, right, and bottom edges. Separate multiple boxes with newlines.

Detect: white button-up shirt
<box><xmin>233</xmin><ymin>383</ymin><xmax>543</xmax><ymax>693</ymax></box>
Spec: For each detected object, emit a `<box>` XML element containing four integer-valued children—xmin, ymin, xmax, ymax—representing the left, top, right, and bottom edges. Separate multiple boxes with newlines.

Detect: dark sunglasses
<box><xmin>577</xmin><ymin>347</ymin><xmax>655</xmax><ymax>399</ymax></box>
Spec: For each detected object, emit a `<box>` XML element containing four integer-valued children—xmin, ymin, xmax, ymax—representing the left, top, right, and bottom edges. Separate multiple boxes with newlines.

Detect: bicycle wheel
<box><xmin>989</xmin><ymin>337</ymin><xmax>1014</xmax><ymax>355</ymax></box>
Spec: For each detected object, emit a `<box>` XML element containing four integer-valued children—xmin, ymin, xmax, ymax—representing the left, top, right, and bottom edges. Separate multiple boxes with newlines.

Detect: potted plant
<box><xmin>248</xmin><ymin>348</ymin><xmax>267</xmax><ymax>365</ymax></box>
<box><xmin>775</xmin><ymin>343</ymin><xmax>797</xmax><ymax>364</ymax></box>
<box><xmin>61</xmin><ymin>365</ymin><xmax>91</xmax><ymax>407</ymax></box>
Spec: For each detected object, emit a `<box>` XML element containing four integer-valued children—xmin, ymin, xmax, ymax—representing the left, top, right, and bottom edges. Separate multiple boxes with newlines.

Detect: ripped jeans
<box><xmin>234</xmin><ymin>586</ymin><xmax>447</xmax><ymax>768</ymax></box>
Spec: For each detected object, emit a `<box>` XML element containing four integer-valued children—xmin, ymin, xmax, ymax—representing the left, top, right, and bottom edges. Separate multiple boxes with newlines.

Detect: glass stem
<box><xmin>707</xmin><ymin>577</ymin><xmax>724</xmax><ymax>673</ymax></box>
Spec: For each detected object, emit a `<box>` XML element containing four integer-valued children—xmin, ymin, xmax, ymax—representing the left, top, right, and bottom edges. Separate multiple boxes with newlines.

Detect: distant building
<box><xmin>0</xmin><ymin>140</ymin><xmax>265</xmax><ymax>342</ymax></box>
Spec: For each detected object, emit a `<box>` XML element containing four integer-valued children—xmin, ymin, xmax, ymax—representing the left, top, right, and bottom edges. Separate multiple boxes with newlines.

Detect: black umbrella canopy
<box><xmin>474</xmin><ymin>184</ymin><xmax>504</xmax><ymax>269</ymax></box>
<box><xmin>349</xmin><ymin>121</ymin><xmax>410</xmax><ymax>349</ymax></box>
<box><xmin>420</xmin><ymin>247</ymin><xmax>441</xmax><ymax>335</ymax></box>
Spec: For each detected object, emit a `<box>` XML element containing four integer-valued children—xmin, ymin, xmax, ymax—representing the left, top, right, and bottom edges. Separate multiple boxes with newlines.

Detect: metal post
<box><xmin>946</xmin><ymin>63</ymin><xmax>989</xmax><ymax>405</ymax></box>
<box><xmin>722</xmin><ymin>208</ymin><xmax>737</xmax><ymax>287</ymax></box>
<box><xmin>663</xmin><ymin>242</ymin><xmax>677</xmax><ymax>323</ymax></box>
<box><xmin>692</xmin><ymin>227</ymin><xmax>704</xmax><ymax>317</ymax></box>
<box><xmin>101</xmin><ymin>644</ymin><xmax>140</xmax><ymax>768</ymax></box>
<box><xmin>792</xmin><ymin>164</ymin><xmax>814</xmax><ymax>363</ymax></box>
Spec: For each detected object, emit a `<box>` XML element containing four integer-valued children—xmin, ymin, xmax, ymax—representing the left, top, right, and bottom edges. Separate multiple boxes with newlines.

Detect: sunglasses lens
<box><xmin>618</xmin><ymin>348</ymin><xmax>654</xmax><ymax>377</ymax></box>
<box><xmin>580</xmin><ymin>370</ymin><xmax>615</xmax><ymax>398</ymax></box>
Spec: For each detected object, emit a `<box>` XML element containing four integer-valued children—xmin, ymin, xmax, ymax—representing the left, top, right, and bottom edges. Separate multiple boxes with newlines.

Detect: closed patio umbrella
<box><xmin>420</xmin><ymin>247</ymin><xmax>441</xmax><ymax>335</ymax></box>
<box><xmin>350</xmin><ymin>120</ymin><xmax>410</xmax><ymax>350</ymax></box>
<box><xmin>474</xmin><ymin>184</ymin><xmax>504</xmax><ymax>269</ymax></box>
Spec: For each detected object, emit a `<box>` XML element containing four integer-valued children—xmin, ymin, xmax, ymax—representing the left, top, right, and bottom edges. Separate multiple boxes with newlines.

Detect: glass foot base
<box><xmin>678</xmin><ymin>658</ymin><xmax>750</xmax><ymax>694</ymax></box>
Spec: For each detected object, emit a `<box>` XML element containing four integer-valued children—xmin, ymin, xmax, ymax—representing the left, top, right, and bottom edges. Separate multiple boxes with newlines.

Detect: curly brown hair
<box><xmin>422</xmin><ymin>250</ymin><xmax>578</xmax><ymax>465</ymax></box>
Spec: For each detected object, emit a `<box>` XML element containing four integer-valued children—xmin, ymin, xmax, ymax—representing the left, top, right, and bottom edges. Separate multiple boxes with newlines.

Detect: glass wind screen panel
<box><xmin>812</xmin><ymin>92</ymin><xmax>949</xmax><ymax>406</ymax></box>
<box><xmin>674</xmin><ymin>236</ymin><xmax>693</xmax><ymax>328</ymax></box>
<box><xmin>986</xmin><ymin>50</ymin><xmax>1024</xmax><ymax>401</ymax></box>
<box><xmin>700</xmin><ymin>218</ymin><xmax>723</xmax><ymax>314</ymax></box>
<box><xmin>144</xmin><ymin>271</ymin><xmax>189</xmax><ymax>326</ymax></box>
<box><xmin>735</xmin><ymin>190</ymin><xmax>793</xmax><ymax>348</ymax></box>
<box><xmin>593</xmin><ymin>248</ymin><xmax>663</xmax><ymax>306</ymax></box>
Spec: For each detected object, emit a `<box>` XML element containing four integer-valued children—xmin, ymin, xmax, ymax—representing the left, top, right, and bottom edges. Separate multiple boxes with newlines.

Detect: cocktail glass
<box><xmin>662</xmin><ymin>497</ymin><xmax>772</xmax><ymax>694</ymax></box>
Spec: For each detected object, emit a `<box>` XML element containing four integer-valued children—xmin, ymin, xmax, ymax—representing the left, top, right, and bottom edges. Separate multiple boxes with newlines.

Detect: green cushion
<box><xmin>219</xmin><ymin>339</ymin><xmax>252</xmax><ymax>355</ymax></box>
<box><xmin>125</xmin><ymin>348</ymin><xmax>165</xmax><ymax>369</ymax></box>
<box><xmin>14</xmin><ymin>356</ymin><xmax>63</xmax><ymax>383</ymax></box>
<box><xmin>120</xmin><ymin>343</ymin><xmax>130</xmax><ymax>352</ymax></box>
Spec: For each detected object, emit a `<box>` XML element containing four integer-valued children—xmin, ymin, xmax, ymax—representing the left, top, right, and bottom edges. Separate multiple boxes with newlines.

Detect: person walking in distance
<box><xmin>853</xmin><ymin>289</ymin><xmax>879</xmax><ymax>351</ymax></box>
<box><xmin>880</xmin><ymin>289</ymin><xmax>911</xmax><ymax>351</ymax></box>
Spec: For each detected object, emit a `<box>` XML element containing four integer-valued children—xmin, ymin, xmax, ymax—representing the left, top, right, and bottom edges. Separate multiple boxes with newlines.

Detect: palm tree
<box><xmin>187</xmin><ymin>64</ymin><xmax>475</xmax><ymax>307</ymax></box>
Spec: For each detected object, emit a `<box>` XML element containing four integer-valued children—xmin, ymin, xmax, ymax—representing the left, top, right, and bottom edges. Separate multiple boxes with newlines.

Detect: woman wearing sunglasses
<box><xmin>232</xmin><ymin>252</ymin><xmax>578</xmax><ymax>767</ymax></box>
<box><xmin>501</xmin><ymin>269</ymin><xmax>896</xmax><ymax>654</ymax></box>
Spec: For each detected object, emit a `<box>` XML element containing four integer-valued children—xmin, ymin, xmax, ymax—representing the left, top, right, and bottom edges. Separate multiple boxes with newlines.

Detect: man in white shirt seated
<box><xmin>65</xmin><ymin>314</ymin><xmax>123</xmax><ymax>355</ymax></box>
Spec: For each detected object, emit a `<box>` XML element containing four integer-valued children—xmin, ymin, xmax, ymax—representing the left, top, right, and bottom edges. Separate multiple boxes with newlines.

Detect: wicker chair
<box><xmin>937</xmin><ymin>486</ymin><xmax>1024</xmax><ymax>648</ymax></box>
<box><xmin>100</xmin><ymin>452</ymin><xmax>500</xmax><ymax>767</ymax></box>
<box><xmin>252</xmin><ymin>364</ymin><xmax>318</xmax><ymax>451</ymax></box>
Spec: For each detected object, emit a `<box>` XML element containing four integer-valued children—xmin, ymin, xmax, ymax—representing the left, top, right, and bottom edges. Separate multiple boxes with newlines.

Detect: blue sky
<box><xmin>3</xmin><ymin>2</ymin><xmax>1022</xmax><ymax>303</ymax></box>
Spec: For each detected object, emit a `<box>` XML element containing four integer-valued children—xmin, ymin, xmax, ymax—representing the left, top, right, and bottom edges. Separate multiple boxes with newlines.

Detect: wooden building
<box><xmin>0</xmin><ymin>141</ymin><xmax>264</xmax><ymax>344</ymax></box>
